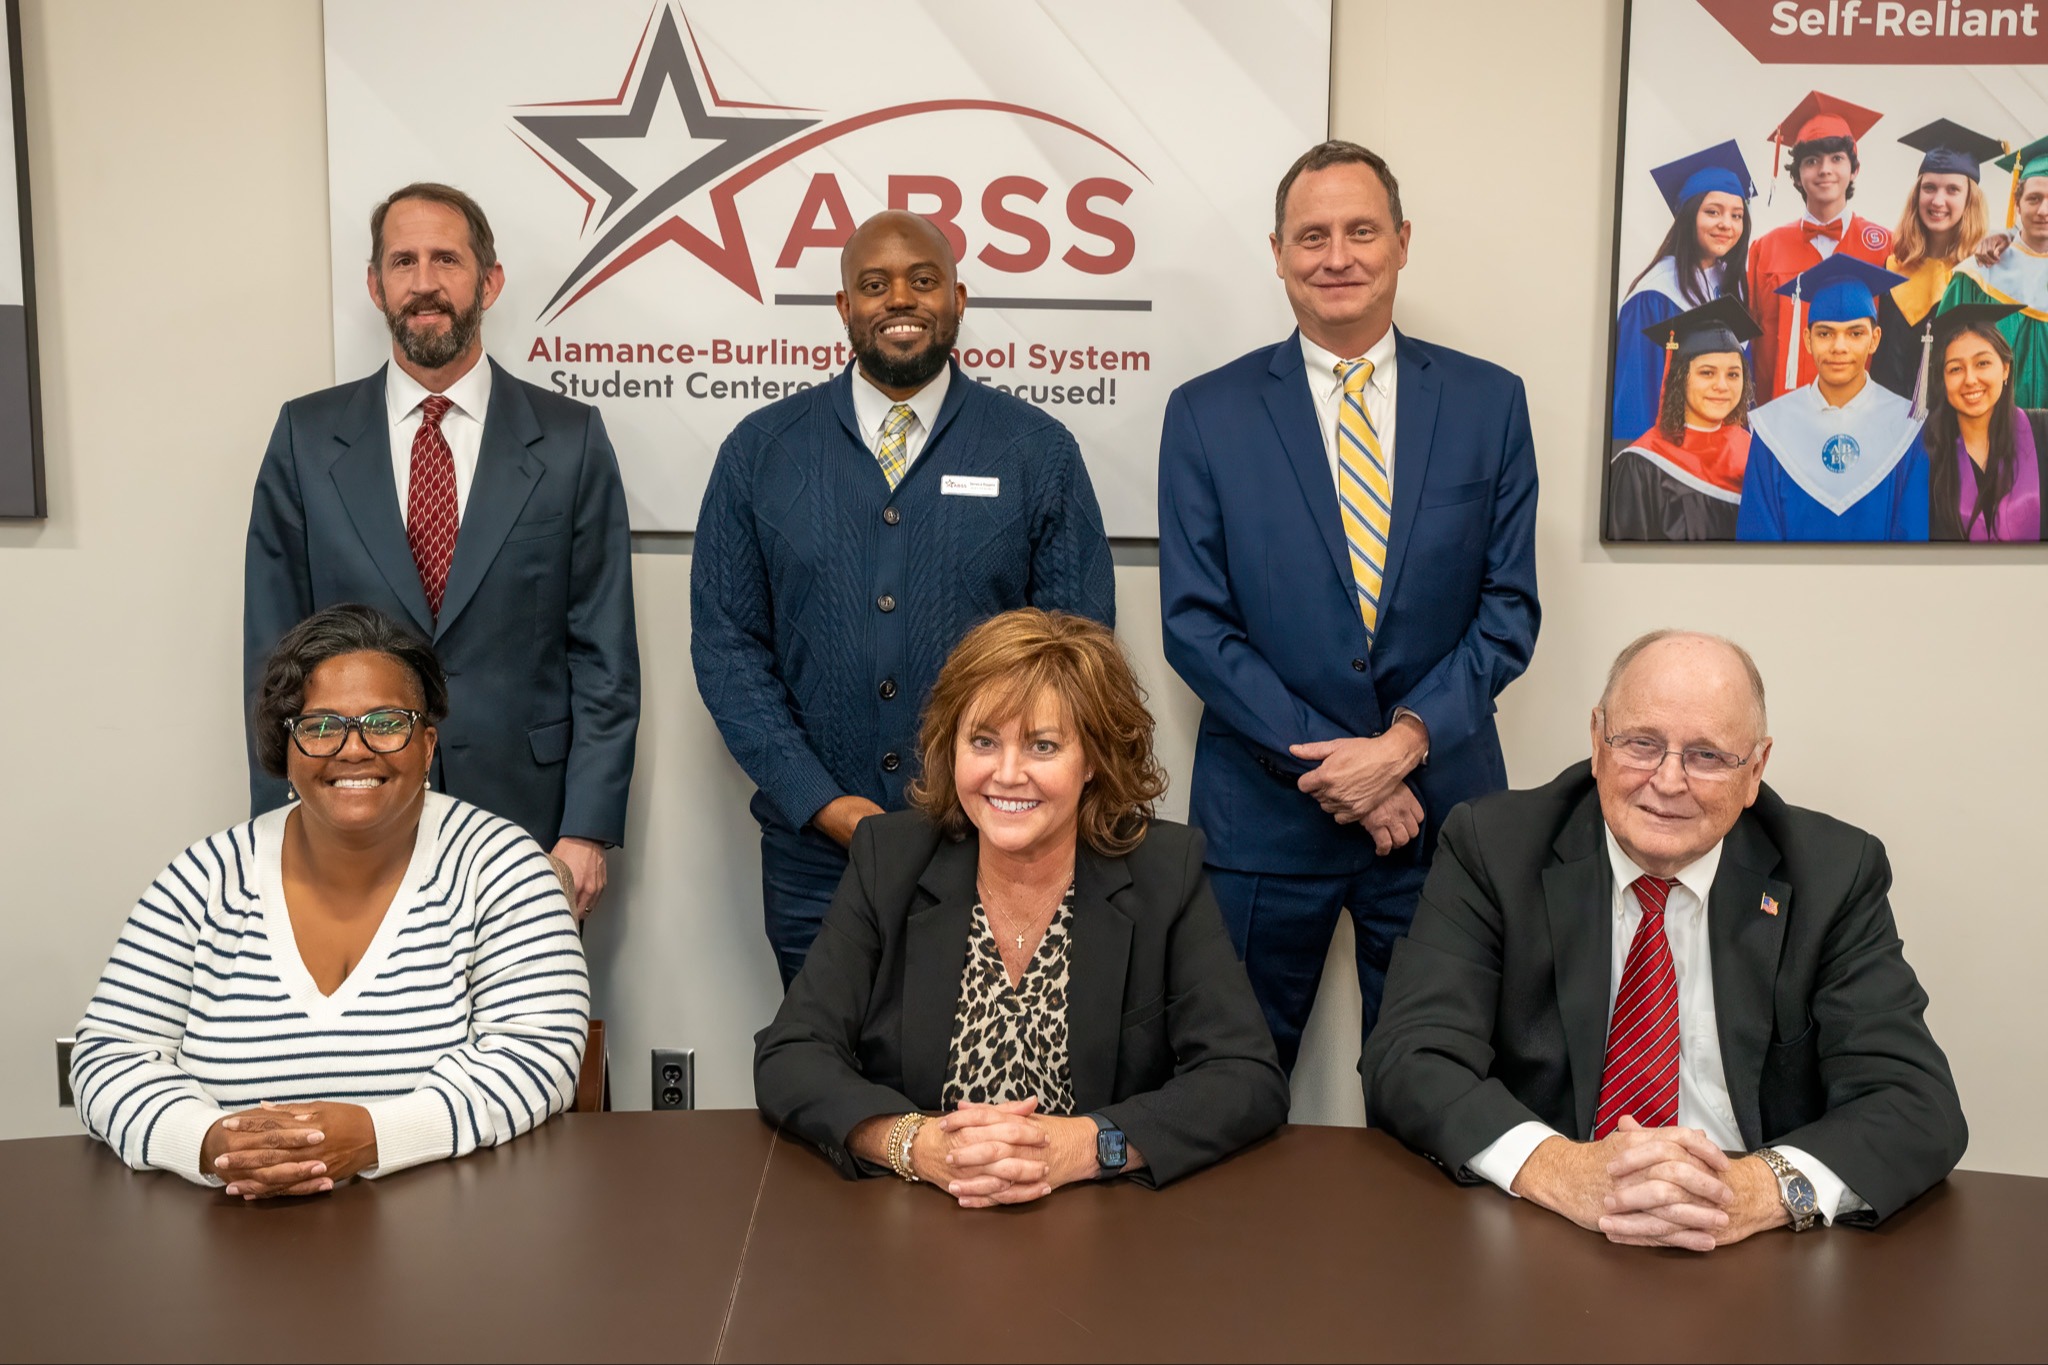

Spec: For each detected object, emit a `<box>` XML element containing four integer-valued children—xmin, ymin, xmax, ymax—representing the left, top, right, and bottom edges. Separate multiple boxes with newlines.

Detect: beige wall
<box><xmin>2</xmin><ymin>1</ymin><xmax>2041</xmax><ymax>1178</ymax></box>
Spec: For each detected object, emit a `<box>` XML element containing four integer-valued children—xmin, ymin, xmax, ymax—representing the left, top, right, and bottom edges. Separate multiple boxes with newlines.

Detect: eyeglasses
<box><xmin>283</xmin><ymin>709</ymin><xmax>425</xmax><ymax>758</ymax></box>
<box><xmin>1600</xmin><ymin>731</ymin><xmax>1754</xmax><ymax>782</ymax></box>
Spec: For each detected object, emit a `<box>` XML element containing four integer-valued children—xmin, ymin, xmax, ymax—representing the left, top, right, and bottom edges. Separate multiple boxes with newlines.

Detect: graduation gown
<box><xmin>1940</xmin><ymin>409</ymin><xmax>2045</xmax><ymax>541</ymax></box>
<box><xmin>1941</xmin><ymin>245</ymin><xmax>2048</xmax><ymax>408</ymax></box>
<box><xmin>1737</xmin><ymin>379</ymin><xmax>1929</xmax><ymax>541</ymax></box>
<box><xmin>1748</xmin><ymin>215</ymin><xmax>1893</xmax><ymax>405</ymax></box>
<box><xmin>1605</xmin><ymin>424</ymin><xmax>1748</xmax><ymax>541</ymax></box>
<box><xmin>1611</xmin><ymin>258</ymin><xmax>1736</xmax><ymax>441</ymax></box>
<box><xmin>1872</xmin><ymin>256</ymin><xmax>1952</xmax><ymax>402</ymax></box>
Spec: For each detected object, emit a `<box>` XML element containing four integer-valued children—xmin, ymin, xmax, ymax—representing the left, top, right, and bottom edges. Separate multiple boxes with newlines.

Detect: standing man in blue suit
<box><xmin>693</xmin><ymin>210</ymin><xmax>1116</xmax><ymax>988</ymax></box>
<box><xmin>245</xmin><ymin>183</ymin><xmax>639</xmax><ymax>918</ymax></box>
<box><xmin>1158</xmin><ymin>142</ymin><xmax>1540</xmax><ymax>1069</ymax></box>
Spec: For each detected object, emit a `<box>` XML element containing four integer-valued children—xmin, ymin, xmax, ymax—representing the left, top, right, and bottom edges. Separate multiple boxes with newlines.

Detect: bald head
<box><xmin>1599</xmin><ymin>630</ymin><xmax>1767</xmax><ymax>746</ymax></box>
<box><xmin>836</xmin><ymin>210</ymin><xmax>965</xmax><ymax>397</ymax></box>
<box><xmin>840</xmin><ymin>210</ymin><xmax>957</xmax><ymax>289</ymax></box>
<box><xmin>1592</xmin><ymin>630</ymin><xmax>1771</xmax><ymax>878</ymax></box>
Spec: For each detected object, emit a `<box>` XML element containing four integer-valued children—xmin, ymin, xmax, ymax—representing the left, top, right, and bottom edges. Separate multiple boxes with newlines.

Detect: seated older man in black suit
<box><xmin>1364</xmin><ymin>629</ymin><xmax>1965</xmax><ymax>1251</ymax></box>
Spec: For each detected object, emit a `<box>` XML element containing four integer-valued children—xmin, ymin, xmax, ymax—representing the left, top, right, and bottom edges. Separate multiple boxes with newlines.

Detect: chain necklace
<box><xmin>977</xmin><ymin>874</ymin><xmax>1073</xmax><ymax>952</ymax></box>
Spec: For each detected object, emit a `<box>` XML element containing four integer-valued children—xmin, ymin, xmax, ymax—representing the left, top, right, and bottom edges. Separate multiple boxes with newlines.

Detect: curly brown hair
<box><xmin>908</xmin><ymin>610</ymin><xmax>1166</xmax><ymax>857</ymax></box>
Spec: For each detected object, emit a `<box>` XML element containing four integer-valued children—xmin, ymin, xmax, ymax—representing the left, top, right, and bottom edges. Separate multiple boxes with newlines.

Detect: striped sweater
<box><xmin>71</xmin><ymin>792</ymin><xmax>589</xmax><ymax>1184</ymax></box>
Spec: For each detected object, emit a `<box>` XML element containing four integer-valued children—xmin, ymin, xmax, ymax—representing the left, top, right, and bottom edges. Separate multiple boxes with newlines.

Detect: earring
<box><xmin>287</xmin><ymin>782</ymin><xmax>298</xmax><ymax>802</ymax></box>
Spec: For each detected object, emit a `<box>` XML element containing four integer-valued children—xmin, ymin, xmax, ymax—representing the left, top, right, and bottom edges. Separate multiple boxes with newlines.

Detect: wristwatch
<box><xmin>1757</xmin><ymin>1147</ymin><xmax>1819</xmax><ymax>1231</ymax></box>
<box><xmin>1086</xmin><ymin>1113</ymin><xmax>1128</xmax><ymax>1176</ymax></box>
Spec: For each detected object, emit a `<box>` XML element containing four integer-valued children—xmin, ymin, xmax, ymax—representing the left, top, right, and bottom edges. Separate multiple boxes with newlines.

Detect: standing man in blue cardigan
<box><xmin>692</xmin><ymin>211</ymin><xmax>1116</xmax><ymax>987</ymax></box>
<box><xmin>1158</xmin><ymin>142</ymin><xmax>1540</xmax><ymax>1070</ymax></box>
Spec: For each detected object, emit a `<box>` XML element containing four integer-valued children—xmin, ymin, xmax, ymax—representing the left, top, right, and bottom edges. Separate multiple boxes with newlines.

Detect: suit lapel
<box><xmin>1541</xmin><ymin>790</ymin><xmax>1614</xmax><ymax>1139</ymax></box>
<box><xmin>435</xmin><ymin>360</ymin><xmax>543</xmax><ymax>640</ymax></box>
<box><xmin>1707</xmin><ymin>813</ymin><xmax>1789</xmax><ymax>1150</ymax></box>
<box><xmin>902</xmin><ymin>837</ymin><xmax>977</xmax><ymax>1105</ymax></box>
<box><xmin>1377</xmin><ymin>330</ymin><xmax>1439</xmax><ymax>615</ymax></box>
<box><xmin>1064</xmin><ymin>849</ymin><xmax>1134</xmax><ymax>1114</ymax></box>
<box><xmin>1261</xmin><ymin>336</ymin><xmax>1352</xmax><ymax>600</ymax></box>
<box><xmin>328</xmin><ymin>367</ymin><xmax>433</xmax><ymax>634</ymax></box>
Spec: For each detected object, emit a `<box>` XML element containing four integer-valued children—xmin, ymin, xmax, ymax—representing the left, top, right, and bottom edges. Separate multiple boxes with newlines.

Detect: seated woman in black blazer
<box><xmin>755</xmin><ymin>609</ymin><xmax>1287</xmax><ymax>1207</ymax></box>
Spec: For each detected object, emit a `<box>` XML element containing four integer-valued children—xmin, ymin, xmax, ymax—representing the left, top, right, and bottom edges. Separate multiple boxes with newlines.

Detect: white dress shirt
<box><xmin>850</xmin><ymin>362</ymin><xmax>951</xmax><ymax>472</ymax></box>
<box><xmin>1466</xmin><ymin>828</ymin><xmax>1868</xmax><ymax>1226</ymax></box>
<box><xmin>1801</xmin><ymin>208</ymin><xmax>1849</xmax><ymax>261</ymax></box>
<box><xmin>1299</xmin><ymin>328</ymin><xmax>1398</xmax><ymax>491</ymax></box>
<box><xmin>388</xmin><ymin>357</ymin><xmax>492</xmax><ymax>526</ymax></box>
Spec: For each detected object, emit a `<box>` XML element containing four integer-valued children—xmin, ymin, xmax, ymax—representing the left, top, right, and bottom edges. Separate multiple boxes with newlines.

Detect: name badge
<box><xmin>941</xmin><ymin>475</ymin><xmax>1000</xmax><ymax>498</ymax></box>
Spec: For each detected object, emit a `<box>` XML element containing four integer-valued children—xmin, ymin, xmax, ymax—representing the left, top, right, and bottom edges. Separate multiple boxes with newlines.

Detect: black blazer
<box><xmin>754</xmin><ymin>811</ymin><xmax>1288</xmax><ymax>1187</ymax></box>
<box><xmin>243</xmin><ymin>361</ymin><xmax>640</xmax><ymax>848</ymax></box>
<box><xmin>1362</xmin><ymin>761</ymin><xmax>1966</xmax><ymax>1222</ymax></box>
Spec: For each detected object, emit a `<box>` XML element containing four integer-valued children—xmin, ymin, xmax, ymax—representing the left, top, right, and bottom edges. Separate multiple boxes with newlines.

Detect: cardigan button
<box><xmin>879</xmin><ymin>678</ymin><xmax>898</xmax><ymax>700</ymax></box>
<box><xmin>1351</xmin><ymin>658</ymin><xmax>1367</xmax><ymax>672</ymax></box>
<box><xmin>881</xmin><ymin>752</ymin><xmax>901</xmax><ymax>772</ymax></box>
<box><xmin>882</xmin><ymin>506</ymin><xmax>902</xmax><ymax>526</ymax></box>
<box><xmin>877</xmin><ymin>594</ymin><xmax>896</xmax><ymax>613</ymax></box>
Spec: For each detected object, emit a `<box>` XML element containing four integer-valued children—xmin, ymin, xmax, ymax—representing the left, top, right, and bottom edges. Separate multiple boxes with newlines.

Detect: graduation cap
<box><xmin>1898</xmin><ymin>119</ymin><xmax>2007</xmax><ymax>182</ymax></box>
<box><xmin>1909</xmin><ymin>301</ymin><xmax>2026</xmax><ymax>417</ymax></box>
<box><xmin>1773</xmin><ymin>255</ymin><xmax>1906</xmax><ymax>389</ymax></box>
<box><xmin>1768</xmin><ymin>91</ymin><xmax>1882</xmax><ymax>200</ymax></box>
<box><xmin>1650</xmin><ymin>142</ymin><xmax>1755</xmax><ymax>214</ymax></box>
<box><xmin>1994</xmin><ymin>133</ymin><xmax>2048</xmax><ymax>227</ymax></box>
<box><xmin>1644</xmin><ymin>296</ymin><xmax>1763</xmax><ymax>399</ymax></box>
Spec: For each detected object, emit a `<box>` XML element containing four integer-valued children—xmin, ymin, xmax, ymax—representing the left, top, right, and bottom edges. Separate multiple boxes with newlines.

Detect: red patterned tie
<box><xmin>1593</xmin><ymin>875</ymin><xmax>1680</xmax><ymax>1138</ymax></box>
<box><xmin>406</xmin><ymin>394</ymin><xmax>459</xmax><ymax>619</ymax></box>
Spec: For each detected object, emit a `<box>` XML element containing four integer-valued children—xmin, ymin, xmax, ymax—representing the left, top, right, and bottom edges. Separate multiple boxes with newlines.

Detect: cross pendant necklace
<box><xmin>979</xmin><ymin>876</ymin><xmax>1071</xmax><ymax>956</ymax></box>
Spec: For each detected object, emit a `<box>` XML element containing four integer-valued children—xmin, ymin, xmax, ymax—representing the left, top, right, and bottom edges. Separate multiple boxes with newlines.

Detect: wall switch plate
<box><xmin>55</xmin><ymin>1038</ymin><xmax>73</xmax><ymax>1107</ymax></box>
<box><xmin>651</xmin><ymin>1048</ymin><xmax>695</xmax><ymax>1111</ymax></box>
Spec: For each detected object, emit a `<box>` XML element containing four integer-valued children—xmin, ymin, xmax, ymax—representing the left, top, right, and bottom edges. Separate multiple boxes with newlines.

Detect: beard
<box><xmin>850</xmin><ymin>310</ymin><xmax>959</xmax><ymax>390</ymax></box>
<box><xmin>383</xmin><ymin>289</ymin><xmax>485</xmax><ymax>370</ymax></box>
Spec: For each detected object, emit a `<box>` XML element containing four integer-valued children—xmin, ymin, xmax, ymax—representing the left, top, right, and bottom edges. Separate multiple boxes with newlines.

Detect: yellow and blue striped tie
<box><xmin>1335</xmin><ymin>359</ymin><xmax>1390</xmax><ymax>641</ymax></box>
<box><xmin>876</xmin><ymin>403</ymin><xmax>914</xmax><ymax>490</ymax></box>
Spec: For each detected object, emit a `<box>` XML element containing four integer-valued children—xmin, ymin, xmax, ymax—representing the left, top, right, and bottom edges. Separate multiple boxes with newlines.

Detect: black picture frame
<box><xmin>0</xmin><ymin>0</ymin><xmax>44</xmax><ymax>520</ymax></box>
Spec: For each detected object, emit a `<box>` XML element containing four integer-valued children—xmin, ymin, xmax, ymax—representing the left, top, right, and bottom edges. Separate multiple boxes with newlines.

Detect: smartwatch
<box><xmin>1086</xmin><ymin>1113</ymin><xmax>1128</xmax><ymax>1176</ymax></box>
<box><xmin>1757</xmin><ymin>1147</ymin><xmax>1819</xmax><ymax>1232</ymax></box>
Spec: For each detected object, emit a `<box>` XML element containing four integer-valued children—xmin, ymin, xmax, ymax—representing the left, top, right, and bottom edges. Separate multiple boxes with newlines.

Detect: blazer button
<box><xmin>881</xmin><ymin>752</ymin><xmax>901</xmax><ymax>772</ymax></box>
<box><xmin>1351</xmin><ymin>658</ymin><xmax>1367</xmax><ymax>672</ymax></box>
<box><xmin>882</xmin><ymin>506</ymin><xmax>902</xmax><ymax>526</ymax></box>
<box><xmin>877</xmin><ymin>594</ymin><xmax>896</xmax><ymax>613</ymax></box>
<box><xmin>879</xmin><ymin>678</ymin><xmax>898</xmax><ymax>700</ymax></box>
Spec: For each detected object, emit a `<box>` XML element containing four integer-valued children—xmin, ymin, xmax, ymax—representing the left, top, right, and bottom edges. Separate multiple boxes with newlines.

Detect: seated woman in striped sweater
<box><xmin>71</xmin><ymin>605</ymin><xmax>589</xmax><ymax>1198</ymax></box>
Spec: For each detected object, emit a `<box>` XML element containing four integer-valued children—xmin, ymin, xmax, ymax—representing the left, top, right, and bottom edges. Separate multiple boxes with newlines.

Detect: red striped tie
<box><xmin>406</xmin><ymin>394</ymin><xmax>459</xmax><ymax>619</ymax></box>
<box><xmin>1593</xmin><ymin>875</ymin><xmax>1680</xmax><ymax>1138</ymax></box>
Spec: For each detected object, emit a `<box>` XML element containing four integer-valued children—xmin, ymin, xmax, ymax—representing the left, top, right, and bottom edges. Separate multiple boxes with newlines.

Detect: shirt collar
<box><xmin>851</xmin><ymin>360</ymin><xmax>952</xmax><ymax>441</ymax></box>
<box><xmin>386</xmin><ymin>353</ymin><xmax>493</xmax><ymax>426</ymax></box>
<box><xmin>1300</xmin><ymin>327</ymin><xmax>1397</xmax><ymax>403</ymax></box>
<box><xmin>1801</xmin><ymin>207</ymin><xmax>1850</xmax><ymax>229</ymax></box>
<box><xmin>1603</xmin><ymin>825</ymin><xmax>1723</xmax><ymax>913</ymax></box>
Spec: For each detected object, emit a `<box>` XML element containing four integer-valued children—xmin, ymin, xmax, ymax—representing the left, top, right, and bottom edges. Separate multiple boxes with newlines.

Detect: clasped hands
<box><xmin>1290</xmin><ymin>717</ymin><xmax>1427</xmax><ymax>854</ymax></box>
<box><xmin>1514</xmin><ymin>1116</ymin><xmax>1788</xmax><ymax>1252</ymax></box>
<box><xmin>199</xmin><ymin>1101</ymin><xmax>379</xmax><ymax>1200</ymax></box>
<box><xmin>906</xmin><ymin>1098</ymin><xmax>1107</xmax><ymax>1209</ymax></box>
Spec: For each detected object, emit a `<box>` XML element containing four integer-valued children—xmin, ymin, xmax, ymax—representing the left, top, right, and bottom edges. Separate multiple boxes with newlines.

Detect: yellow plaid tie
<box><xmin>875</xmin><ymin>403</ymin><xmax>914</xmax><ymax>490</ymax></box>
<box><xmin>1335</xmin><ymin>359</ymin><xmax>1391</xmax><ymax>640</ymax></box>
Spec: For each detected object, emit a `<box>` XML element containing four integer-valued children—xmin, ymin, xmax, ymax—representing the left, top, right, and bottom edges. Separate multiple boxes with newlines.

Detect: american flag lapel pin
<box><xmin>1760</xmin><ymin>893</ymin><xmax>1780</xmax><ymax>917</ymax></box>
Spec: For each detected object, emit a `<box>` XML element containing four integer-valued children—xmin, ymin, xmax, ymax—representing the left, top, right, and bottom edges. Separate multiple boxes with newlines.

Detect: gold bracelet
<box><xmin>887</xmin><ymin>1112</ymin><xmax>928</xmax><ymax>1182</ymax></box>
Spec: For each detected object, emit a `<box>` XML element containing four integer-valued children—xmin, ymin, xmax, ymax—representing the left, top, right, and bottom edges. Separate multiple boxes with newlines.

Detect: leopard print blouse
<box><xmin>941</xmin><ymin>890</ymin><xmax>1076</xmax><ymax>1115</ymax></box>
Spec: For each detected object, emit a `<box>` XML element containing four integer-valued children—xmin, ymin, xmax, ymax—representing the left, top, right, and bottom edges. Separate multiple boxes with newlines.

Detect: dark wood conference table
<box><xmin>2</xmin><ymin>1110</ymin><xmax>2041</xmax><ymax>1363</ymax></box>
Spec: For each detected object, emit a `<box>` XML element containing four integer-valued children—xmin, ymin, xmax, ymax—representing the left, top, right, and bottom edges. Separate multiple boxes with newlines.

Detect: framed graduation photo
<box><xmin>1603</xmin><ymin>0</ymin><xmax>2048</xmax><ymax>543</ymax></box>
<box><xmin>0</xmin><ymin>0</ymin><xmax>40</xmax><ymax>520</ymax></box>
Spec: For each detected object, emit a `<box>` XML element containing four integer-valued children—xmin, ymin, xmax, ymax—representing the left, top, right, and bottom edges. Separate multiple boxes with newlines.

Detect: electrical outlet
<box><xmin>55</xmin><ymin>1038</ymin><xmax>73</xmax><ymax>1107</ymax></box>
<box><xmin>650</xmin><ymin>1048</ymin><xmax>695</xmax><ymax>1111</ymax></box>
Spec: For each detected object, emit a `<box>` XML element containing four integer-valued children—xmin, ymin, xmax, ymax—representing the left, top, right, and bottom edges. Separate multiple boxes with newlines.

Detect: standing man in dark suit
<box><xmin>1158</xmin><ymin>142</ymin><xmax>1540</xmax><ymax>1069</ymax></box>
<box><xmin>692</xmin><ymin>211</ymin><xmax>1116</xmax><ymax>988</ymax></box>
<box><xmin>245</xmin><ymin>183</ymin><xmax>638</xmax><ymax>917</ymax></box>
<box><xmin>1364</xmin><ymin>631</ymin><xmax>1966</xmax><ymax>1248</ymax></box>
